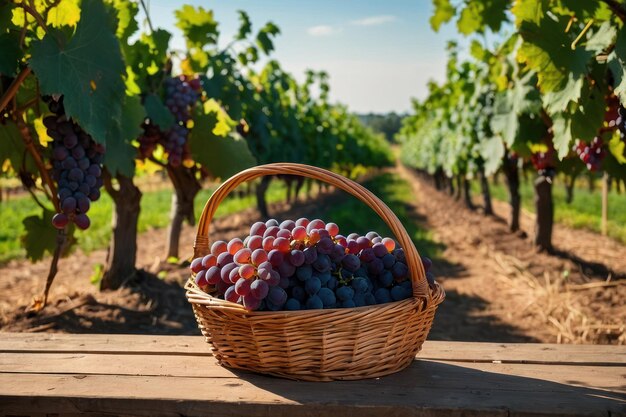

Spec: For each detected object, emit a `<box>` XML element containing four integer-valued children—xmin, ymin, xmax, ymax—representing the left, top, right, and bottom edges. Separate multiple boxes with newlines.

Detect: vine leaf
<box><xmin>104</xmin><ymin>95</ymin><xmax>144</xmax><ymax>177</ymax></box>
<box><xmin>518</xmin><ymin>16</ymin><xmax>592</xmax><ymax>93</ymax></box>
<box><xmin>236</xmin><ymin>10</ymin><xmax>252</xmax><ymax>40</ymax></box>
<box><xmin>457</xmin><ymin>0</ymin><xmax>508</xmax><ymax>35</ymax></box>
<box><xmin>256</xmin><ymin>22</ymin><xmax>280</xmax><ymax>54</ymax></box>
<box><xmin>189</xmin><ymin>103</ymin><xmax>255</xmax><ymax>179</ymax></box>
<box><xmin>0</xmin><ymin>120</ymin><xmax>37</xmax><ymax>173</ymax></box>
<box><xmin>430</xmin><ymin>0</ymin><xmax>455</xmax><ymax>31</ymax></box>
<box><xmin>551</xmin><ymin>116</ymin><xmax>573</xmax><ymax>159</ymax></box>
<box><xmin>30</xmin><ymin>0</ymin><xmax>126</xmax><ymax>146</ymax></box>
<box><xmin>144</xmin><ymin>94</ymin><xmax>175</xmax><ymax>130</ymax></box>
<box><xmin>175</xmin><ymin>5</ymin><xmax>218</xmax><ymax>47</ymax></box>
<box><xmin>0</xmin><ymin>3</ymin><xmax>21</xmax><ymax>76</ymax></box>
<box><xmin>21</xmin><ymin>209</ymin><xmax>58</xmax><ymax>262</ymax></box>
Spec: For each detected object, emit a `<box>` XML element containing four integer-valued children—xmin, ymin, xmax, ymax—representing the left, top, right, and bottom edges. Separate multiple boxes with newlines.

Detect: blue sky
<box><xmin>146</xmin><ymin>0</ymin><xmax>465</xmax><ymax>114</ymax></box>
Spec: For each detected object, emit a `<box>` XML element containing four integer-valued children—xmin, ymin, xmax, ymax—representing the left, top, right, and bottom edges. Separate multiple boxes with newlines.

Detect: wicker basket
<box><xmin>185</xmin><ymin>163</ymin><xmax>445</xmax><ymax>381</ymax></box>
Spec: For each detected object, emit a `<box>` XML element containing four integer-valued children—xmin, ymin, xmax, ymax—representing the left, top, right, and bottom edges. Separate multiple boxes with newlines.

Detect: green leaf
<box><xmin>518</xmin><ymin>16</ymin><xmax>592</xmax><ymax>92</ymax></box>
<box><xmin>551</xmin><ymin>115</ymin><xmax>573</xmax><ymax>159</ymax></box>
<box><xmin>608</xmin><ymin>53</ymin><xmax>626</xmax><ymax>104</ymax></box>
<box><xmin>189</xmin><ymin>107</ymin><xmax>256</xmax><ymax>178</ymax></box>
<box><xmin>478</xmin><ymin>135</ymin><xmax>504</xmax><ymax>175</ymax></box>
<box><xmin>584</xmin><ymin>21</ymin><xmax>616</xmax><ymax>54</ymax></box>
<box><xmin>30</xmin><ymin>0</ymin><xmax>126</xmax><ymax>146</ymax></box>
<box><xmin>236</xmin><ymin>10</ymin><xmax>252</xmax><ymax>40</ymax></box>
<box><xmin>608</xmin><ymin>130</ymin><xmax>626</xmax><ymax>164</ymax></box>
<box><xmin>110</xmin><ymin>0</ymin><xmax>139</xmax><ymax>42</ymax></box>
<box><xmin>512</xmin><ymin>0</ymin><xmax>546</xmax><ymax>26</ymax></box>
<box><xmin>175</xmin><ymin>5</ymin><xmax>218</xmax><ymax>47</ymax></box>
<box><xmin>430</xmin><ymin>0</ymin><xmax>455</xmax><ymax>32</ymax></box>
<box><xmin>104</xmin><ymin>96</ymin><xmax>143</xmax><ymax>177</ymax></box>
<box><xmin>144</xmin><ymin>94</ymin><xmax>174</xmax><ymax>130</ymax></box>
<box><xmin>570</xmin><ymin>80</ymin><xmax>606</xmax><ymax>141</ymax></box>
<box><xmin>21</xmin><ymin>209</ymin><xmax>58</xmax><ymax>262</ymax></box>
<box><xmin>457</xmin><ymin>0</ymin><xmax>508</xmax><ymax>35</ymax></box>
<box><xmin>256</xmin><ymin>22</ymin><xmax>280</xmax><ymax>55</ymax></box>
<box><xmin>0</xmin><ymin>120</ymin><xmax>37</xmax><ymax>173</ymax></box>
<box><xmin>542</xmin><ymin>74</ymin><xmax>583</xmax><ymax>113</ymax></box>
<box><xmin>0</xmin><ymin>32</ymin><xmax>22</xmax><ymax>76</ymax></box>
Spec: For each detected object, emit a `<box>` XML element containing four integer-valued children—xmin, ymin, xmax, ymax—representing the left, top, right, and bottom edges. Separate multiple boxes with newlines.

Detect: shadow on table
<box><xmin>231</xmin><ymin>359</ymin><xmax>626</xmax><ymax>416</ymax></box>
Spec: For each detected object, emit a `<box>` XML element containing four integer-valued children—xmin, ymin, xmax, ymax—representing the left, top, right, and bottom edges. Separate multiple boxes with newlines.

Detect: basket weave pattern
<box><xmin>186</xmin><ymin>163</ymin><xmax>445</xmax><ymax>381</ymax></box>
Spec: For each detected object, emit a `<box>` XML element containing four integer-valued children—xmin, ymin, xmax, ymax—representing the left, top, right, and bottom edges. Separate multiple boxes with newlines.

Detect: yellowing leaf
<box><xmin>34</xmin><ymin>117</ymin><xmax>52</xmax><ymax>147</ymax></box>
<box><xmin>202</xmin><ymin>99</ymin><xmax>235</xmax><ymax>136</ymax></box>
<box><xmin>136</xmin><ymin>158</ymin><xmax>164</xmax><ymax>175</ymax></box>
<box><xmin>46</xmin><ymin>0</ymin><xmax>80</xmax><ymax>28</ymax></box>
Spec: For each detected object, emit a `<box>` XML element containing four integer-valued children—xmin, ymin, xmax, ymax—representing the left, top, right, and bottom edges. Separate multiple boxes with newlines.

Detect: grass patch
<box><xmin>321</xmin><ymin>173</ymin><xmax>444</xmax><ymax>259</ymax></box>
<box><xmin>473</xmin><ymin>178</ymin><xmax>626</xmax><ymax>244</ymax></box>
<box><xmin>0</xmin><ymin>180</ymin><xmax>288</xmax><ymax>265</ymax></box>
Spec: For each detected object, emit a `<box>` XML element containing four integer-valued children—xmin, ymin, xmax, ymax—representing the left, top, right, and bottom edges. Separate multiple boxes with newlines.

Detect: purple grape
<box><xmin>341</xmin><ymin>254</ymin><xmax>360</xmax><ymax>272</ymax></box>
<box><xmin>250</xmin><ymin>279</ymin><xmax>269</xmax><ymax>299</ymax></box>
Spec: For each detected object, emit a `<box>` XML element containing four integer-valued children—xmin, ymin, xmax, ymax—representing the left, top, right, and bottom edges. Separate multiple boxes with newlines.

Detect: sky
<box><xmin>145</xmin><ymin>0</ymin><xmax>466</xmax><ymax>114</ymax></box>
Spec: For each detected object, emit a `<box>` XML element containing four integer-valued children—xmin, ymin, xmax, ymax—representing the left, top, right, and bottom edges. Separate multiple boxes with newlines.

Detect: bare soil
<box><xmin>1</xmin><ymin>166</ymin><xmax>624</xmax><ymax>344</ymax></box>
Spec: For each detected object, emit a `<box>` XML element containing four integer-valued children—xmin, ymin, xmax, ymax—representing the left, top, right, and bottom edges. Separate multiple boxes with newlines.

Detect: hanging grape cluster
<box><xmin>44</xmin><ymin>97</ymin><xmax>104</xmax><ymax>230</ymax></box>
<box><xmin>573</xmin><ymin>137</ymin><xmax>606</xmax><ymax>171</ymax></box>
<box><xmin>138</xmin><ymin>75</ymin><xmax>202</xmax><ymax>167</ymax></box>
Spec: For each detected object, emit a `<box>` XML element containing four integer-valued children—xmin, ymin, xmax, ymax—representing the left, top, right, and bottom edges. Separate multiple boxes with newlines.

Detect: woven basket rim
<box><xmin>185</xmin><ymin>276</ymin><xmax>445</xmax><ymax>316</ymax></box>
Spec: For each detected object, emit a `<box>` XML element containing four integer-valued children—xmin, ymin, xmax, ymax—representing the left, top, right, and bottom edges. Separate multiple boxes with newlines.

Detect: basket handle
<box><xmin>194</xmin><ymin>163</ymin><xmax>430</xmax><ymax>300</ymax></box>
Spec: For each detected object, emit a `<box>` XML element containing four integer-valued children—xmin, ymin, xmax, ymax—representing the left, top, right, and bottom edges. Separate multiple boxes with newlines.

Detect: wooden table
<box><xmin>0</xmin><ymin>333</ymin><xmax>624</xmax><ymax>416</ymax></box>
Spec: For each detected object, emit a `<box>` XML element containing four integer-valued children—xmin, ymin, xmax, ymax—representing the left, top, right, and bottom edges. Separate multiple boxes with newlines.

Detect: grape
<box><xmin>206</xmin><ymin>266</ymin><xmax>221</xmax><ymax>285</ymax></box>
<box><xmin>45</xmin><ymin>96</ymin><xmax>104</xmax><ymax>231</ymax></box>
<box><xmin>265</xmin><ymin>218</ymin><xmax>280</xmax><ymax>227</ymax></box>
<box><xmin>264</xmin><ymin>226</ymin><xmax>280</xmax><ymax>238</ymax></box>
<box><xmin>288</xmin><ymin>249</ymin><xmax>305</xmax><ymax>267</ymax></box>
<box><xmin>201</xmin><ymin>254</ymin><xmax>217</xmax><ymax>269</ymax></box>
<box><xmin>351</xmin><ymin>277</ymin><xmax>368</xmax><ymax>293</ymax></box>
<box><xmin>426</xmin><ymin>272</ymin><xmax>436</xmax><ymax>285</ymax></box>
<box><xmin>374</xmin><ymin>288</ymin><xmax>392</xmax><ymax>304</ymax></box>
<box><xmin>190</xmin><ymin>257</ymin><xmax>204</xmax><ymax>273</ymax></box>
<box><xmin>372</xmin><ymin>243</ymin><xmax>388</xmax><ymax>258</ymax></box>
<box><xmin>51</xmin><ymin>213</ymin><xmax>69</xmax><ymax>229</ymax></box>
<box><xmin>329</xmin><ymin>244</ymin><xmax>346</xmax><ymax>262</ymax></box>
<box><xmin>573</xmin><ymin>138</ymin><xmax>606</xmax><ymax>171</ymax></box>
<box><xmin>267</xmin><ymin>286</ymin><xmax>287</xmax><ymax>306</ymax></box>
<box><xmin>390</xmin><ymin>285</ymin><xmax>412</xmax><ymax>301</ymax></box>
<box><xmin>367</xmin><ymin>258</ymin><xmax>384</xmax><ymax>275</ymax></box>
<box><xmin>305</xmin><ymin>276</ymin><xmax>321</xmax><ymax>295</ymax></box>
<box><xmin>273</xmin><ymin>237</ymin><xmax>290</xmax><ymax>253</ymax></box>
<box><xmin>217</xmin><ymin>252</ymin><xmax>233</xmax><ymax>267</ymax></box>
<box><xmin>292</xmin><ymin>285</ymin><xmax>307</xmax><ymax>302</ymax></box>
<box><xmin>228</xmin><ymin>266</ymin><xmax>241</xmax><ymax>284</ymax></box>
<box><xmin>295</xmin><ymin>217</ymin><xmax>310</xmax><ymax>228</ymax></box>
<box><xmin>391</xmin><ymin>262</ymin><xmax>409</xmax><ymax>280</ymax></box>
<box><xmin>421</xmin><ymin>256</ymin><xmax>432</xmax><ymax>272</ymax></box>
<box><xmin>306</xmin><ymin>219</ymin><xmax>325</xmax><ymax>233</ymax></box>
<box><xmin>221</xmin><ymin>263</ymin><xmax>238</xmax><ymax>283</ymax></box>
<box><xmin>276</xmin><ymin>228</ymin><xmax>292</xmax><ymax>239</ymax></box>
<box><xmin>285</xmin><ymin>298</ymin><xmax>301</xmax><ymax>311</ymax></box>
<box><xmin>279</xmin><ymin>219</ymin><xmax>296</xmax><ymax>230</ymax></box>
<box><xmin>336</xmin><ymin>286</ymin><xmax>354</xmax><ymax>301</ymax></box>
<box><xmin>360</xmin><ymin>248</ymin><xmax>375</xmax><ymax>262</ymax></box>
<box><xmin>347</xmin><ymin>240</ymin><xmax>359</xmax><ymax>254</ymax></box>
<box><xmin>382</xmin><ymin>253</ymin><xmax>396</xmax><ymax>269</ymax></box>
<box><xmin>378</xmin><ymin>270</ymin><xmax>394</xmax><ymax>287</ymax></box>
<box><xmin>303</xmin><ymin>247</ymin><xmax>318</xmax><ymax>264</ymax></box>
<box><xmin>268</xmin><ymin>249</ymin><xmax>284</xmax><ymax>267</ymax></box>
<box><xmin>242</xmin><ymin>294</ymin><xmax>261</xmax><ymax>310</ymax></box>
<box><xmin>382</xmin><ymin>237</ymin><xmax>395</xmax><ymax>252</ymax></box>
<box><xmin>366</xmin><ymin>231</ymin><xmax>380</xmax><ymax>240</ymax></box>
<box><xmin>393</xmin><ymin>248</ymin><xmax>406</xmax><ymax>263</ymax></box>
<box><xmin>250</xmin><ymin>221</ymin><xmax>267</xmax><ymax>236</ymax></box>
<box><xmin>195</xmin><ymin>270</ymin><xmax>208</xmax><ymax>287</ymax></box>
<box><xmin>278</xmin><ymin>262</ymin><xmax>296</xmax><ymax>279</ymax></box>
<box><xmin>227</xmin><ymin>238</ymin><xmax>244</xmax><ymax>255</ymax></box>
<box><xmin>341</xmin><ymin>254</ymin><xmax>360</xmax><ymax>272</ymax></box>
<box><xmin>341</xmin><ymin>299</ymin><xmax>356</xmax><ymax>308</ymax></box>
<box><xmin>312</xmin><ymin>254</ymin><xmax>331</xmax><ymax>273</ymax></box>
<box><xmin>247</xmin><ymin>235</ymin><xmax>263</xmax><ymax>250</ymax></box>
<box><xmin>325</xmin><ymin>222</ymin><xmax>339</xmax><ymax>237</ymax></box>
<box><xmin>334</xmin><ymin>235</ymin><xmax>347</xmax><ymax>247</ymax></box>
<box><xmin>74</xmin><ymin>213</ymin><xmax>90</xmax><ymax>230</ymax></box>
<box><xmin>250</xmin><ymin>279</ymin><xmax>269</xmax><ymax>299</ymax></box>
<box><xmin>305</xmin><ymin>295</ymin><xmax>324</xmax><ymax>310</ymax></box>
<box><xmin>292</xmin><ymin>226</ymin><xmax>307</xmax><ymax>241</ymax></box>
<box><xmin>239</xmin><ymin>264</ymin><xmax>256</xmax><ymax>279</ymax></box>
<box><xmin>296</xmin><ymin>264</ymin><xmax>313</xmax><ymax>281</ymax></box>
<box><xmin>266</xmin><ymin>270</ymin><xmax>281</xmax><ymax>286</ymax></box>
<box><xmin>234</xmin><ymin>248</ymin><xmax>252</xmax><ymax>265</ymax></box>
<box><xmin>251</xmin><ymin>248</ymin><xmax>268</xmax><ymax>265</ymax></box>
<box><xmin>262</xmin><ymin>236</ymin><xmax>275</xmax><ymax>251</ymax></box>
<box><xmin>318</xmin><ymin>288</ymin><xmax>336</xmax><ymax>307</ymax></box>
<box><xmin>235</xmin><ymin>277</ymin><xmax>253</xmax><ymax>296</ymax></box>
<box><xmin>211</xmin><ymin>241</ymin><xmax>228</xmax><ymax>256</ymax></box>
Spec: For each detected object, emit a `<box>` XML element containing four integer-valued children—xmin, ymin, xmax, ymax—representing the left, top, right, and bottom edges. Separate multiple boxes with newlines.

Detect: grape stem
<box><xmin>15</xmin><ymin>114</ymin><xmax>60</xmax><ymax>211</ymax></box>
<box><xmin>0</xmin><ymin>67</ymin><xmax>31</xmax><ymax>113</ymax></box>
<box><xmin>39</xmin><ymin>228</ymin><xmax>66</xmax><ymax>311</ymax></box>
<box><xmin>16</xmin><ymin>1</ymin><xmax>49</xmax><ymax>34</ymax></box>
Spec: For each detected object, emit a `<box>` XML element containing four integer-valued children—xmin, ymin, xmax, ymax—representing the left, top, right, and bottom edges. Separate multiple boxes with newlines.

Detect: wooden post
<box><xmin>601</xmin><ymin>172</ymin><xmax>608</xmax><ymax>236</ymax></box>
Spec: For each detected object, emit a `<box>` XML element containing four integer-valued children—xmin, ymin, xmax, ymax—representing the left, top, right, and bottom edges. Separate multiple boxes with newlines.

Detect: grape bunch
<box><xmin>618</xmin><ymin>105</ymin><xmax>626</xmax><ymax>143</ymax></box>
<box><xmin>43</xmin><ymin>97</ymin><xmax>104</xmax><ymax>230</ymax></box>
<box><xmin>137</xmin><ymin>75</ymin><xmax>202</xmax><ymax>167</ymax></box>
<box><xmin>573</xmin><ymin>137</ymin><xmax>606</xmax><ymax>171</ymax></box>
<box><xmin>190</xmin><ymin>218</ymin><xmax>436</xmax><ymax>311</ymax></box>
<box><xmin>161</xmin><ymin>75</ymin><xmax>202</xmax><ymax>167</ymax></box>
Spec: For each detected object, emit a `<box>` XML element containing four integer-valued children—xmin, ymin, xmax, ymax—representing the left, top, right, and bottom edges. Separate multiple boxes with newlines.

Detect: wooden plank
<box><xmin>419</xmin><ymin>340</ymin><xmax>626</xmax><ymax>365</ymax></box>
<box><xmin>0</xmin><ymin>351</ymin><xmax>625</xmax><ymax>392</ymax></box>
<box><xmin>1</xmin><ymin>333</ymin><xmax>624</xmax><ymax>365</ymax></box>
<box><xmin>0</xmin><ymin>332</ymin><xmax>211</xmax><ymax>355</ymax></box>
<box><xmin>0</xmin><ymin>363</ymin><xmax>624</xmax><ymax>417</ymax></box>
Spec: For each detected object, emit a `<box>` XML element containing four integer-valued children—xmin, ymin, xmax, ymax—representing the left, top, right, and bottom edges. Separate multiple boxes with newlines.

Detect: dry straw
<box><xmin>186</xmin><ymin>163</ymin><xmax>445</xmax><ymax>381</ymax></box>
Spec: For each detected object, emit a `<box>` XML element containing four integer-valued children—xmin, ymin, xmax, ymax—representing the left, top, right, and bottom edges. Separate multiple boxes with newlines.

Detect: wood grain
<box><xmin>0</xmin><ymin>333</ymin><xmax>624</xmax><ymax>416</ymax></box>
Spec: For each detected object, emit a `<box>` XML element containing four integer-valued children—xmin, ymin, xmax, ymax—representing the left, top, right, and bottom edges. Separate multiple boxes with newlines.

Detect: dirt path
<box><xmin>396</xmin><ymin>164</ymin><xmax>625</xmax><ymax>344</ymax></box>
<box><xmin>1</xmin><ymin>167</ymin><xmax>624</xmax><ymax>344</ymax></box>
